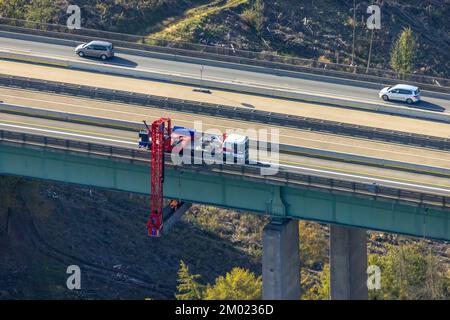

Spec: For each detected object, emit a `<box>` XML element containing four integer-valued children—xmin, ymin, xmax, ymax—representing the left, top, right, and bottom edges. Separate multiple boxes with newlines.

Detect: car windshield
<box><xmin>414</xmin><ymin>89</ymin><xmax>420</xmax><ymax>95</ymax></box>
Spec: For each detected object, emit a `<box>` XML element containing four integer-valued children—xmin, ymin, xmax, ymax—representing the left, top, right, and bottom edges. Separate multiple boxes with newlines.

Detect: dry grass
<box><xmin>146</xmin><ymin>0</ymin><xmax>248</xmax><ymax>42</ymax></box>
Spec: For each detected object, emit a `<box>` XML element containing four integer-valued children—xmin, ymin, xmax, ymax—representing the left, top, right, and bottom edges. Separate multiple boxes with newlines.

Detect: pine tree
<box><xmin>204</xmin><ymin>267</ymin><xmax>262</xmax><ymax>300</ymax></box>
<box><xmin>390</xmin><ymin>27</ymin><xmax>416</xmax><ymax>77</ymax></box>
<box><xmin>175</xmin><ymin>260</ymin><xmax>204</xmax><ymax>300</ymax></box>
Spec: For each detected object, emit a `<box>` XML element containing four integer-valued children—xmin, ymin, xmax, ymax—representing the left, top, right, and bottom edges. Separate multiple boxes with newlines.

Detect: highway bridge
<box><xmin>0</xmin><ymin>29</ymin><xmax>449</xmax><ymax>300</ymax></box>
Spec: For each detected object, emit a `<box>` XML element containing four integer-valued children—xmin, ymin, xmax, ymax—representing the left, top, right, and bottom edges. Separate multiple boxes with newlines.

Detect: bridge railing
<box><xmin>1</xmin><ymin>73</ymin><xmax>449</xmax><ymax>151</ymax></box>
<box><xmin>0</xmin><ymin>17</ymin><xmax>448</xmax><ymax>91</ymax></box>
<box><xmin>1</xmin><ymin>129</ymin><xmax>448</xmax><ymax>209</ymax></box>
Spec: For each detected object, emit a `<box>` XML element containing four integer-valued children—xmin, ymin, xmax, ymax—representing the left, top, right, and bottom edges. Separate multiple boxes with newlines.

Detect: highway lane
<box><xmin>1</xmin><ymin>35</ymin><xmax>449</xmax><ymax>113</ymax></box>
<box><xmin>1</xmin><ymin>61</ymin><xmax>450</xmax><ymax>139</ymax></box>
<box><xmin>1</xmin><ymin>113</ymin><xmax>449</xmax><ymax>196</ymax></box>
<box><xmin>0</xmin><ymin>88</ymin><xmax>450</xmax><ymax>176</ymax></box>
<box><xmin>1</xmin><ymin>87</ymin><xmax>450</xmax><ymax>172</ymax></box>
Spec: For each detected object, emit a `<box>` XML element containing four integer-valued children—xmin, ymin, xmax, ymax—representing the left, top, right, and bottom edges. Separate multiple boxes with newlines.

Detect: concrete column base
<box><xmin>330</xmin><ymin>225</ymin><xmax>368</xmax><ymax>300</ymax></box>
<box><xmin>262</xmin><ymin>219</ymin><xmax>300</xmax><ymax>300</ymax></box>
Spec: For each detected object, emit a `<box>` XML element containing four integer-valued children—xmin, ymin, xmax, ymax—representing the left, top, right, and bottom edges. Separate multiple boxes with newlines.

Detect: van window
<box><xmin>93</xmin><ymin>45</ymin><xmax>107</xmax><ymax>51</ymax></box>
<box><xmin>414</xmin><ymin>89</ymin><xmax>420</xmax><ymax>95</ymax></box>
<box><xmin>399</xmin><ymin>89</ymin><xmax>411</xmax><ymax>95</ymax></box>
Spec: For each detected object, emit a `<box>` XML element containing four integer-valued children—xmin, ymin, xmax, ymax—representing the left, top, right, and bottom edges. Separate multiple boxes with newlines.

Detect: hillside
<box><xmin>0</xmin><ymin>176</ymin><xmax>260</xmax><ymax>299</ymax></box>
<box><xmin>0</xmin><ymin>176</ymin><xmax>449</xmax><ymax>299</ymax></box>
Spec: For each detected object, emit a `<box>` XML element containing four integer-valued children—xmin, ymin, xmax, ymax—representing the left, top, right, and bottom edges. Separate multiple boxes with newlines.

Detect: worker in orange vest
<box><xmin>169</xmin><ymin>200</ymin><xmax>179</xmax><ymax>212</ymax></box>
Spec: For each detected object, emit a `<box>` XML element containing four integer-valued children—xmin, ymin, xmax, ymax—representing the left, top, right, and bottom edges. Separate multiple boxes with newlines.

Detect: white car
<box><xmin>379</xmin><ymin>84</ymin><xmax>421</xmax><ymax>104</ymax></box>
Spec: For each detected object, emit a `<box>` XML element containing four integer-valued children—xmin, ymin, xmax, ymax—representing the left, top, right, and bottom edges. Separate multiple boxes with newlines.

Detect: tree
<box><xmin>390</xmin><ymin>27</ymin><xmax>416</xmax><ymax>77</ymax></box>
<box><xmin>175</xmin><ymin>260</ymin><xmax>205</xmax><ymax>300</ymax></box>
<box><xmin>204</xmin><ymin>267</ymin><xmax>262</xmax><ymax>300</ymax></box>
<box><xmin>369</xmin><ymin>243</ymin><xmax>449</xmax><ymax>300</ymax></box>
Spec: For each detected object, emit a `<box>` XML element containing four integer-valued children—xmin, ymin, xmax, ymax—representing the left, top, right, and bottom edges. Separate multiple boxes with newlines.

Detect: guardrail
<box><xmin>1</xmin><ymin>129</ymin><xmax>448</xmax><ymax>209</ymax></box>
<box><xmin>2</xmin><ymin>102</ymin><xmax>449</xmax><ymax>178</ymax></box>
<box><xmin>1</xmin><ymin>73</ymin><xmax>449</xmax><ymax>151</ymax></box>
<box><xmin>0</xmin><ymin>17</ymin><xmax>448</xmax><ymax>93</ymax></box>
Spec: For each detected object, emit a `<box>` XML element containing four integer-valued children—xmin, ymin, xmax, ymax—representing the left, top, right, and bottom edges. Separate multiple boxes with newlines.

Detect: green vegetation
<box><xmin>301</xmin><ymin>243</ymin><xmax>450</xmax><ymax>300</ymax></box>
<box><xmin>0</xmin><ymin>0</ymin><xmax>27</xmax><ymax>19</ymax></box>
<box><xmin>182</xmin><ymin>210</ymin><xmax>449</xmax><ymax>300</ymax></box>
<box><xmin>175</xmin><ymin>261</ymin><xmax>262</xmax><ymax>300</ymax></box>
<box><xmin>369</xmin><ymin>243</ymin><xmax>449</xmax><ymax>300</ymax></box>
<box><xmin>175</xmin><ymin>261</ymin><xmax>205</xmax><ymax>300</ymax></box>
<box><xmin>390</xmin><ymin>27</ymin><xmax>417</xmax><ymax>77</ymax></box>
<box><xmin>0</xmin><ymin>0</ymin><xmax>55</xmax><ymax>22</ymax></box>
<box><xmin>204</xmin><ymin>267</ymin><xmax>262</xmax><ymax>300</ymax></box>
<box><xmin>0</xmin><ymin>0</ymin><xmax>57</xmax><ymax>30</ymax></box>
<box><xmin>24</xmin><ymin>0</ymin><xmax>55</xmax><ymax>23</ymax></box>
<box><xmin>301</xmin><ymin>264</ymin><xmax>330</xmax><ymax>300</ymax></box>
<box><xmin>97</xmin><ymin>0</ymin><xmax>219</xmax><ymax>34</ymax></box>
<box><xmin>147</xmin><ymin>0</ymin><xmax>248</xmax><ymax>42</ymax></box>
<box><xmin>240</xmin><ymin>0</ymin><xmax>264</xmax><ymax>33</ymax></box>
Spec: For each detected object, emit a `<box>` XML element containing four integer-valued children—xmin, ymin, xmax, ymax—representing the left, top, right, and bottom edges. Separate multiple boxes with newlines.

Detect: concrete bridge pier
<box><xmin>330</xmin><ymin>225</ymin><xmax>368</xmax><ymax>300</ymax></box>
<box><xmin>262</xmin><ymin>219</ymin><xmax>301</xmax><ymax>300</ymax></box>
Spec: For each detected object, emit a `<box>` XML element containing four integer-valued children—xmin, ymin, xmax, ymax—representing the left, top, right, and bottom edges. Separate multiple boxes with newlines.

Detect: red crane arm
<box><xmin>147</xmin><ymin>118</ymin><xmax>172</xmax><ymax>237</ymax></box>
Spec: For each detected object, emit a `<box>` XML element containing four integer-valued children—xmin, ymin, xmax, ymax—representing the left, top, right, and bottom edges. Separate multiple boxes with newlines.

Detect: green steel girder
<box><xmin>0</xmin><ymin>143</ymin><xmax>448</xmax><ymax>241</ymax></box>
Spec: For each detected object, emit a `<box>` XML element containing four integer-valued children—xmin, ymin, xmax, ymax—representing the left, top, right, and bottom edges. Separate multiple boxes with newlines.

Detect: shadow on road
<box><xmin>413</xmin><ymin>100</ymin><xmax>446</xmax><ymax>112</ymax></box>
<box><xmin>82</xmin><ymin>56</ymin><xmax>138</xmax><ymax>68</ymax></box>
<box><xmin>105</xmin><ymin>56</ymin><xmax>138</xmax><ymax>68</ymax></box>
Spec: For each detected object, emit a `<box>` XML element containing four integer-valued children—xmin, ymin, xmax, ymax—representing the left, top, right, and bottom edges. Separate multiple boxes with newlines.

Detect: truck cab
<box><xmin>222</xmin><ymin>134</ymin><xmax>249</xmax><ymax>164</ymax></box>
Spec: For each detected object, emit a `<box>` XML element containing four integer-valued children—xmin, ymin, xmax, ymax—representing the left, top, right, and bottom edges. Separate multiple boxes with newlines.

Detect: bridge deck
<box><xmin>0</xmin><ymin>130</ymin><xmax>449</xmax><ymax>241</ymax></box>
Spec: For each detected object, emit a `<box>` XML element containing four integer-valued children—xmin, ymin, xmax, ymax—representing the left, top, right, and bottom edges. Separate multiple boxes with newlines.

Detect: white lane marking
<box><xmin>273</xmin><ymin>162</ymin><xmax>450</xmax><ymax>194</ymax></box>
<box><xmin>0</xmin><ymin>123</ymin><xmax>136</xmax><ymax>145</ymax></box>
<box><xmin>2</xmin><ymin>92</ymin><xmax>450</xmax><ymax>163</ymax></box>
<box><xmin>1</xmin><ymin>122</ymin><xmax>448</xmax><ymax>193</ymax></box>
